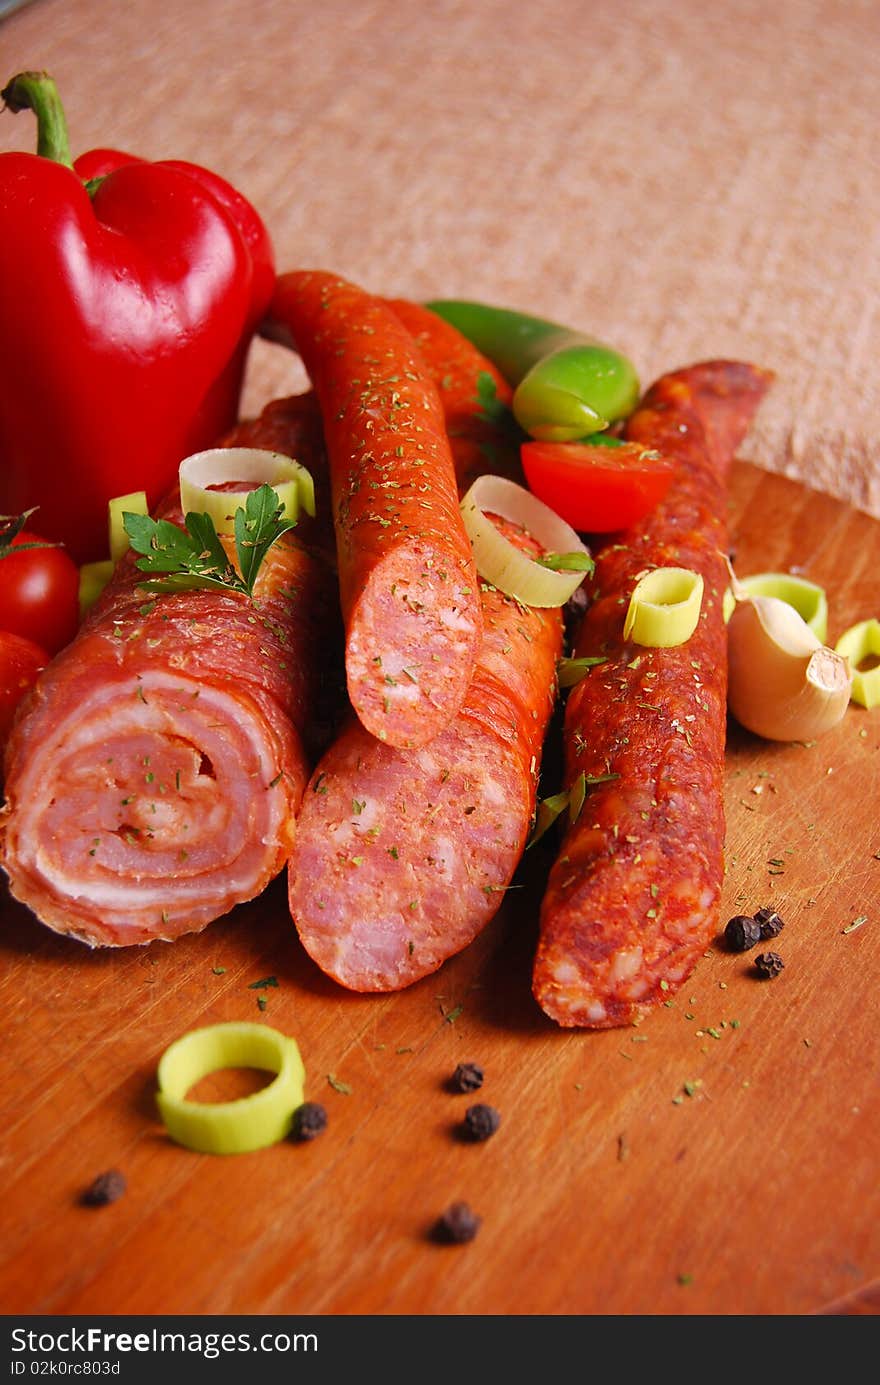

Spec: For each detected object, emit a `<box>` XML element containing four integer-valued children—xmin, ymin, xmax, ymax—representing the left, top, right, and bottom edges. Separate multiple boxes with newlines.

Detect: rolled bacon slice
<box><xmin>0</xmin><ymin>402</ymin><xmax>334</xmax><ymax>947</ymax></box>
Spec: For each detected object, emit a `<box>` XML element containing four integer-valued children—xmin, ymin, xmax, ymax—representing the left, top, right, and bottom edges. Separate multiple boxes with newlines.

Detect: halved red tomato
<box><xmin>521</xmin><ymin>439</ymin><xmax>676</xmax><ymax>533</ymax></box>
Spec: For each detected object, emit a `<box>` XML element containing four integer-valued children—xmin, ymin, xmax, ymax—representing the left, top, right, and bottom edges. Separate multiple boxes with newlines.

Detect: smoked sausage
<box><xmin>534</xmin><ymin>361</ymin><xmax>773</xmax><ymax>1027</ymax></box>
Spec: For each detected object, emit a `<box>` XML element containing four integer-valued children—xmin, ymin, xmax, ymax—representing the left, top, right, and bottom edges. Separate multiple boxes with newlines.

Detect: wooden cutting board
<box><xmin>0</xmin><ymin>460</ymin><xmax>877</xmax><ymax>1317</ymax></box>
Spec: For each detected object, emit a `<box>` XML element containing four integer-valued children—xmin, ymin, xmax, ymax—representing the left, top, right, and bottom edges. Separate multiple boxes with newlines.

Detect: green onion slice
<box><xmin>178</xmin><ymin>448</ymin><xmax>316</xmax><ymax>535</ymax></box>
<box><xmin>723</xmin><ymin>572</ymin><xmax>828</xmax><ymax>641</ymax></box>
<box><xmin>156</xmin><ymin>1022</ymin><xmax>305</xmax><ymax>1155</ymax></box>
<box><xmin>835</xmin><ymin>618</ymin><xmax>880</xmax><ymax>709</ymax></box>
<box><xmin>78</xmin><ymin>559</ymin><xmax>115</xmax><ymax>615</ymax></box>
<box><xmin>108</xmin><ymin>491</ymin><xmax>148</xmax><ymax>562</ymax></box>
<box><xmin>623</xmin><ymin>567</ymin><xmax>704</xmax><ymax>647</ymax></box>
<box><xmin>460</xmin><ymin>475</ymin><xmax>593</xmax><ymax>607</ymax></box>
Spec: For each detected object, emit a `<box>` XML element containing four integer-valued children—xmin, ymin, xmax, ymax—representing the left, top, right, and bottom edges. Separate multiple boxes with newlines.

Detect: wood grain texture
<box><xmin>0</xmin><ymin>462</ymin><xmax>877</xmax><ymax>1316</ymax></box>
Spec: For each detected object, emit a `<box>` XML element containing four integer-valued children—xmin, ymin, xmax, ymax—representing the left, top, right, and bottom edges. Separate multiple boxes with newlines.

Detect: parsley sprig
<box><xmin>123</xmin><ymin>485</ymin><xmax>297</xmax><ymax>598</ymax></box>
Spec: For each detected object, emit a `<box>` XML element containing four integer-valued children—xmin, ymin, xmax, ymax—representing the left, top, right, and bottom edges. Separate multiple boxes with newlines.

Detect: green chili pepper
<box><xmin>426</xmin><ymin>300</ymin><xmax>640</xmax><ymax>442</ymax></box>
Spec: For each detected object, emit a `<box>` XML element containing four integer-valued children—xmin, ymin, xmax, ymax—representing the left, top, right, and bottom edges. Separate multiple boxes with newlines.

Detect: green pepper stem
<box><xmin>1</xmin><ymin>70</ymin><xmax>74</xmax><ymax>168</ymax></box>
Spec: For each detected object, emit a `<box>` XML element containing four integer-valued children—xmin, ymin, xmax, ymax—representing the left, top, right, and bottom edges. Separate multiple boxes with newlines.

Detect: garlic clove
<box><xmin>752</xmin><ymin>594</ymin><xmax>821</xmax><ymax>657</ymax></box>
<box><xmin>727</xmin><ymin>593</ymin><xmax>852</xmax><ymax>742</ymax></box>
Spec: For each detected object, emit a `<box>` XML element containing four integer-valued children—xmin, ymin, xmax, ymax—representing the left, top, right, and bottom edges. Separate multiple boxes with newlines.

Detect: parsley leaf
<box><xmin>124</xmin><ymin>485</ymin><xmax>298</xmax><ymax>599</ymax></box>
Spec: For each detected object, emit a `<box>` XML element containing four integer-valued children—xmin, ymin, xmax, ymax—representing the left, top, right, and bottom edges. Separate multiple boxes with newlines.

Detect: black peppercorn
<box><xmin>81</xmin><ymin>1169</ymin><xmax>127</xmax><ymax>1207</ymax></box>
<box><xmin>724</xmin><ymin>914</ymin><xmax>762</xmax><ymax>952</ymax></box>
<box><xmin>462</xmin><ymin>1103</ymin><xmax>501</xmax><ymax>1142</ymax></box>
<box><xmin>754</xmin><ymin>907</ymin><xmax>784</xmax><ymax>940</ymax></box>
<box><xmin>754</xmin><ymin>951</ymin><xmax>785</xmax><ymax>979</ymax></box>
<box><xmin>451</xmin><ymin>1061</ymin><xmax>484</xmax><ymax>1094</ymax></box>
<box><xmin>433</xmin><ymin>1201</ymin><xmax>481</xmax><ymax>1244</ymax></box>
<box><xmin>291</xmin><ymin>1101</ymin><xmax>328</xmax><ymax>1142</ymax></box>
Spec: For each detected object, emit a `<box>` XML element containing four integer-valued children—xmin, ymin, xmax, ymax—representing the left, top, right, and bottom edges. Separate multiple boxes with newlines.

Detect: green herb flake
<box><xmin>211</xmin><ymin>966</ymin><xmax>227</xmax><ymax>976</ymax></box>
<box><xmin>443</xmin><ymin>1004</ymin><xmax>463</xmax><ymax>1025</ymax></box>
<box><xmin>256</xmin><ymin>995</ymin><xmax>268</xmax><ymax>1012</ymax></box>
<box><xmin>677</xmin><ymin>1273</ymin><xmax>693</xmax><ymax>1287</ymax></box>
<box><xmin>248</xmin><ymin>976</ymin><xmax>279</xmax><ymax>990</ymax></box>
<box><xmin>327</xmin><ymin>1073</ymin><xmax>353</xmax><ymax>1095</ymax></box>
<box><xmin>842</xmin><ymin>915</ymin><xmax>868</xmax><ymax>934</ymax></box>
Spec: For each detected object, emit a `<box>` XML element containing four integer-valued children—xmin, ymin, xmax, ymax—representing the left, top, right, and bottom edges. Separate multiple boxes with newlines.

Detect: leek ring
<box><xmin>156</xmin><ymin>1022</ymin><xmax>305</xmax><ymax>1155</ymax></box>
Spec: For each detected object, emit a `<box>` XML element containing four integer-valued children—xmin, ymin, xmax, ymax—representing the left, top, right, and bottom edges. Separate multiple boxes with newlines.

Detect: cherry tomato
<box><xmin>521</xmin><ymin>440</ymin><xmax>676</xmax><ymax>533</ymax></box>
<box><xmin>0</xmin><ymin>630</ymin><xmax>48</xmax><ymax>755</ymax></box>
<box><xmin>0</xmin><ymin>529</ymin><xmax>80</xmax><ymax>653</ymax></box>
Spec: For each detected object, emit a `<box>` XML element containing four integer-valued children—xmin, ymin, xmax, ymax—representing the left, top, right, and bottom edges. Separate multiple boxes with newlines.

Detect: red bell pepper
<box><xmin>0</xmin><ymin>71</ymin><xmax>275</xmax><ymax>562</ymax></box>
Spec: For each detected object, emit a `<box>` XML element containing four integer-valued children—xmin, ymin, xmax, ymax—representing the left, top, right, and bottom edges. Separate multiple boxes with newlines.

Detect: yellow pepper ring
<box><xmin>623</xmin><ymin>567</ymin><xmax>704</xmax><ymax>648</ymax></box>
<box><xmin>156</xmin><ymin>1022</ymin><xmax>306</xmax><ymax>1155</ymax></box>
<box><xmin>835</xmin><ymin>618</ymin><xmax>880</xmax><ymax>709</ymax></box>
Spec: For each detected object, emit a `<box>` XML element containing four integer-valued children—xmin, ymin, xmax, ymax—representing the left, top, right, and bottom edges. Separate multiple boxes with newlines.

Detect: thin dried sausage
<box><xmin>288</xmin><ymin>305</ymin><xmax>561</xmax><ymax>989</ymax></box>
<box><xmin>267</xmin><ymin>273</ymin><xmax>483</xmax><ymax>750</ymax></box>
<box><xmin>534</xmin><ymin>361</ymin><xmax>773</xmax><ymax>1027</ymax></box>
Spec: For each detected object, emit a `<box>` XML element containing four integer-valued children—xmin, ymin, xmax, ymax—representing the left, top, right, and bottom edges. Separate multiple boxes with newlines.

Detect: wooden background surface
<box><xmin>0</xmin><ymin>462</ymin><xmax>877</xmax><ymax>1317</ymax></box>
